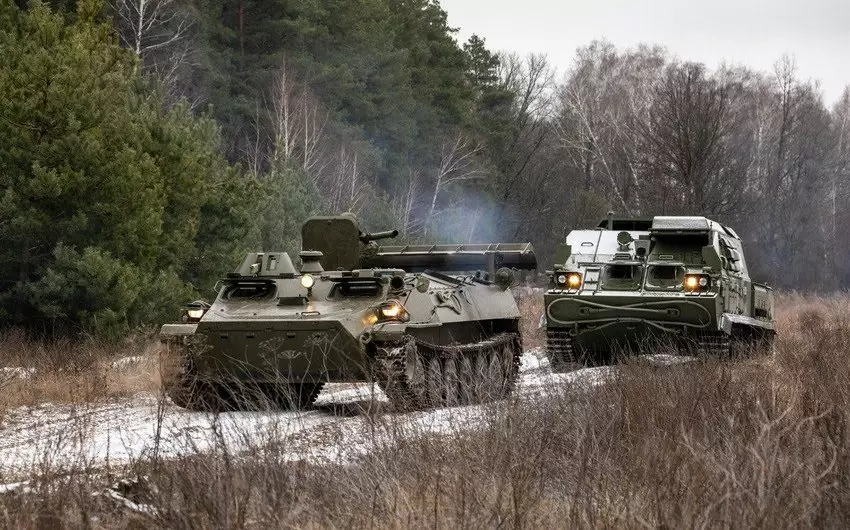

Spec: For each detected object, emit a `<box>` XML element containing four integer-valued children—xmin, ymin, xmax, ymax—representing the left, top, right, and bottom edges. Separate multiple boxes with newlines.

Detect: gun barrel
<box><xmin>360</xmin><ymin>229</ymin><xmax>399</xmax><ymax>242</ymax></box>
<box><xmin>360</xmin><ymin>243</ymin><xmax>537</xmax><ymax>274</ymax></box>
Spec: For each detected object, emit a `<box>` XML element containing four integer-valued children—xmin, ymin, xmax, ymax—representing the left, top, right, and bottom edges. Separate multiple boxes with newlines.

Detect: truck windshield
<box><xmin>644</xmin><ymin>265</ymin><xmax>685</xmax><ymax>290</ymax></box>
<box><xmin>600</xmin><ymin>264</ymin><xmax>642</xmax><ymax>290</ymax></box>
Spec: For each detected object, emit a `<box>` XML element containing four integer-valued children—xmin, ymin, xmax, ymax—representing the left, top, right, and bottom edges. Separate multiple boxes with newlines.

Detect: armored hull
<box><xmin>543</xmin><ymin>216</ymin><xmax>775</xmax><ymax>370</ymax></box>
<box><xmin>161</xmin><ymin>215</ymin><xmax>536</xmax><ymax>410</ymax></box>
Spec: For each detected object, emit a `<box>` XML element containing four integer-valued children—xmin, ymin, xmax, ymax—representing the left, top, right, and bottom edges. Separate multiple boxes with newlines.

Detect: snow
<box><xmin>0</xmin><ymin>355</ymin><xmax>149</xmax><ymax>382</ymax></box>
<box><xmin>110</xmin><ymin>356</ymin><xmax>147</xmax><ymax>370</ymax></box>
<box><xmin>520</xmin><ymin>347</ymin><xmax>549</xmax><ymax>372</ymax></box>
<box><xmin>0</xmin><ymin>481</ymin><xmax>31</xmax><ymax>494</ymax></box>
<box><xmin>0</xmin><ymin>351</ymin><xmax>693</xmax><ymax>479</ymax></box>
<box><xmin>0</xmin><ymin>367</ymin><xmax>35</xmax><ymax>381</ymax></box>
<box><xmin>92</xmin><ymin>476</ymin><xmax>159</xmax><ymax>516</ymax></box>
<box><xmin>642</xmin><ymin>353</ymin><xmax>697</xmax><ymax>365</ymax></box>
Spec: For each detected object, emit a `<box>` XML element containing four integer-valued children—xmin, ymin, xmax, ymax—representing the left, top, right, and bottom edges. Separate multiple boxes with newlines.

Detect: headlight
<box><xmin>555</xmin><ymin>272</ymin><xmax>581</xmax><ymax>289</ymax></box>
<box><xmin>181</xmin><ymin>301</ymin><xmax>210</xmax><ymax>322</ymax></box>
<box><xmin>684</xmin><ymin>274</ymin><xmax>711</xmax><ymax>292</ymax></box>
<box><xmin>380</xmin><ymin>302</ymin><xmax>404</xmax><ymax>319</ymax></box>
<box><xmin>300</xmin><ymin>274</ymin><xmax>315</xmax><ymax>289</ymax></box>
<box><xmin>366</xmin><ymin>300</ymin><xmax>410</xmax><ymax>325</ymax></box>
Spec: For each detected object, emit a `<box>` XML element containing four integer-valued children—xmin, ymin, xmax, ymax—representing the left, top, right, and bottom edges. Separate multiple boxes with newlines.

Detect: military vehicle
<box><xmin>161</xmin><ymin>214</ymin><xmax>537</xmax><ymax>410</ymax></box>
<box><xmin>544</xmin><ymin>215</ymin><xmax>775</xmax><ymax>371</ymax></box>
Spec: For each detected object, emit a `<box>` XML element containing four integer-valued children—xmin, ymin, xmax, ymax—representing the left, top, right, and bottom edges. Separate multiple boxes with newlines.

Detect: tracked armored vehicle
<box><xmin>161</xmin><ymin>214</ymin><xmax>537</xmax><ymax>410</ymax></box>
<box><xmin>544</xmin><ymin>215</ymin><xmax>775</xmax><ymax>371</ymax></box>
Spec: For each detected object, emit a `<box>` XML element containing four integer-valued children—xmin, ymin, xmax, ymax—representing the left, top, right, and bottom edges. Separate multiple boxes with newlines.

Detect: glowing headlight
<box><xmin>181</xmin><ymin>301</ymin><xmax>210</xmax><ymax>322</ymax></box>
<box><xmin>555</xmin><ymin>272</ymin><xmax>582</xmax><ymax>289</ymax></box>
<box><xmin>380</xmin><ymin>302</ymin><xmax>403</xmax><ymax>319</ymax></box>
<box><xmin>300</xmin><ymin>274</ymin><xmax>315</xmax><ymax>289</ymax></box>
<box><xmin>368</xmin><ymin>301</ymin><xmax>410</xmax><ymax>324</ymax></box>
<box><xmin>684</xmin><ymin>274</ymin><xmax>711</xmax><ymax>292</ymax></box>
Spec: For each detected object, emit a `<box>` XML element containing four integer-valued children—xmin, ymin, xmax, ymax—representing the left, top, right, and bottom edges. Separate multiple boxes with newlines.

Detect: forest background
<box><xmin>1</xmin><ymin>0</ymin><xmax>848</xmax><ymax>337</ymax></box>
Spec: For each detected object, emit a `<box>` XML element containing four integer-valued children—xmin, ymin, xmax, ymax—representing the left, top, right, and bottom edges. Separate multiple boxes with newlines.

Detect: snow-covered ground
<box><xmin>0</xmin><ymin>351</ymin><xmax>687</xmax><ymax>479</ymax></box>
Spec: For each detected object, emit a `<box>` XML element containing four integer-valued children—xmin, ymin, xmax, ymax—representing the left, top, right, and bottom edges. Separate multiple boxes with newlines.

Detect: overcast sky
<box><xmin>440</xmin><ymin>0</ymin><xmax>849</xmax><ymax>105</ymax></box>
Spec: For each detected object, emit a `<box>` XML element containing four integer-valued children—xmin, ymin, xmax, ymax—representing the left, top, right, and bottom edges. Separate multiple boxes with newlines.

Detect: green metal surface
<box><xmin>544</xmin><ymin>215</ymin><xmax>776</xmax><ymax>365</ymax></box>
<box><xmin>160</xmin><ymin>214</ymin><xmax>537</xmax><ymax>408</ymax></box>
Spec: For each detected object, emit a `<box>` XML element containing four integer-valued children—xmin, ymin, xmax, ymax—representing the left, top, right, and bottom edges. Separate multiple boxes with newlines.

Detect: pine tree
<box><xmin>0</xmin><ymin>0</ymin><xmax>254</xmax><ymax>336</ymax></box>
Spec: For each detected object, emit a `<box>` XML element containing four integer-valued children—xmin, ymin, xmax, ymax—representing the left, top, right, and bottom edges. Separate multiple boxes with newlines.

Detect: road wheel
<box><xmin>473</xmin><ymin>352</ymin><xmax>489</xmax><ymax>402</ymax></box>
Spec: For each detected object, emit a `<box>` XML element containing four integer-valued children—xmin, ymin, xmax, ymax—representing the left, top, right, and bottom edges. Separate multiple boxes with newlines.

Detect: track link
<box><xmin>371</xmin><ymin>333</ymin><xmax>522</xmax><ymax>410</ymax></box>
<box><xmin>546</xmin><ymin>329</ymin><xmax>580</xmax><ymax>373</ymax></box>
<box><xmin>695</xmin><ymin>332</ymin><xmax>732</xmax><ymax>357</ymax></box>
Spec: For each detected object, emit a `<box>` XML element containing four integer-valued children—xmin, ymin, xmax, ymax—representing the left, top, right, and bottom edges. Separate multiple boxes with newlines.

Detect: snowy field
<box><xmin>0</xmin><ymin>350</ymin><xmax>691</xmax><ymax>481</ymax></box>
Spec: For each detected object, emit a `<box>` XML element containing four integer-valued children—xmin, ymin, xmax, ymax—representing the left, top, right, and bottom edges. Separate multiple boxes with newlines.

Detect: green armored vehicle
<box><xmin>161</xmin><ymin>214</ymin><xmax>537</xmax><ymax>410</ymax></box>
<box><xmin>544</xmin><ymin>215</ymin><xmax>775</xmax><ymax>370</ymax></box>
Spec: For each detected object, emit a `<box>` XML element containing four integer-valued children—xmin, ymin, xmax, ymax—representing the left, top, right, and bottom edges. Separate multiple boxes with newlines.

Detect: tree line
<box><xmin>1</xmin><ymin>0</ymin><xmax>847</xmax><ymax>337</ymax></box>
<box><xmin>549</xmin><ymin>44</ymin><xmax>850</xmax><ymax>292</ymax></box>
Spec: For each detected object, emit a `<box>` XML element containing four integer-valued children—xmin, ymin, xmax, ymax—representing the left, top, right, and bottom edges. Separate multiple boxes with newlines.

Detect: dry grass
<box><xmin>1</xmin><ymin>293</ymin><xmax>850</xmax><ymax>528</ymax></box>
<box><xmin>516</xmin><ymin>287</ymin><xmax>545</xmax><ymax>350</ymax></box>
<box><xmin>0</xmin><ymin>329</ymin><xmax>162</xmax><ymax>418</ymax></box>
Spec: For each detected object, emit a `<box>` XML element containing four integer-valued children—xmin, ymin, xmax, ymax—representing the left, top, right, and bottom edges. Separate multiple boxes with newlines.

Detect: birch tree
<box><xmin>113</xmin><ymin>0</ymin><xmax>190</xmax><ymax>67</ymax></box>
<box><xmin>112</xmin><ymin>0</ymin><xmax>193</xmax><ymax>105</ymax></box>
<box><xmin>488</xmin><ymin>53</ymin><xmax>554</xmax><ymax>232</ymax></box>
<box><xmin>423</xmin><ymin>132</ymin><xmax>484</xmax><ymax>233</ymax></box>
<box><xmin>267</xmin><ymin>59</ymin><xmax>330</xmax><ymax>182</ymax></box>
<box><xmin>554</xmin><ymin>42</ymin><xmax>665</xmax><ymax>215</ymax></box>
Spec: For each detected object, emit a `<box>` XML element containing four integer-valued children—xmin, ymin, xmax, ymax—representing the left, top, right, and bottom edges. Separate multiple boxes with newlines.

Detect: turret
<box><xmin>301</xmin><ymin>213</ymin><xmax>399</xmax><ymax>271</ymax></box>
<box><xmin>301</xmin><ymin>213</ymin><xmax>537</xmax><ymax>277</ymax></box>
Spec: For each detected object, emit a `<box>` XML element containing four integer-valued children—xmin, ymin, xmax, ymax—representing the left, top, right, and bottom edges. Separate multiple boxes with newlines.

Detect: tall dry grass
<box><xmin>516</xmin><ymin>287</ymin><xmax>545</xmax><ymax>350</ymax></box>
<box><xmin>0</xmin><ymin>293</ymin><xmax>848</xmax><ymax>528</ymax></box>
<box><xmin>0</xmin><ymin>329</ymin><xmax>163</xmax><ymax>419</ymax></box>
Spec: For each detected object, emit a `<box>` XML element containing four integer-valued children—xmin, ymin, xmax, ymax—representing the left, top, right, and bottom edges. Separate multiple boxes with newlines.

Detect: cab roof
<box><xmin>596</xmin><ymin>218</ymin><xmax>653</xmax><ymax>231</ymax></box>
<box><xmin>597</xmin><ymin>215</ymin><xmax>739</xmax><ymax>239</ymax></box>
<box><xmin>651</xmin><ymin>216</ymin><xmax>711</xmax><ymax>233</ymax></box>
